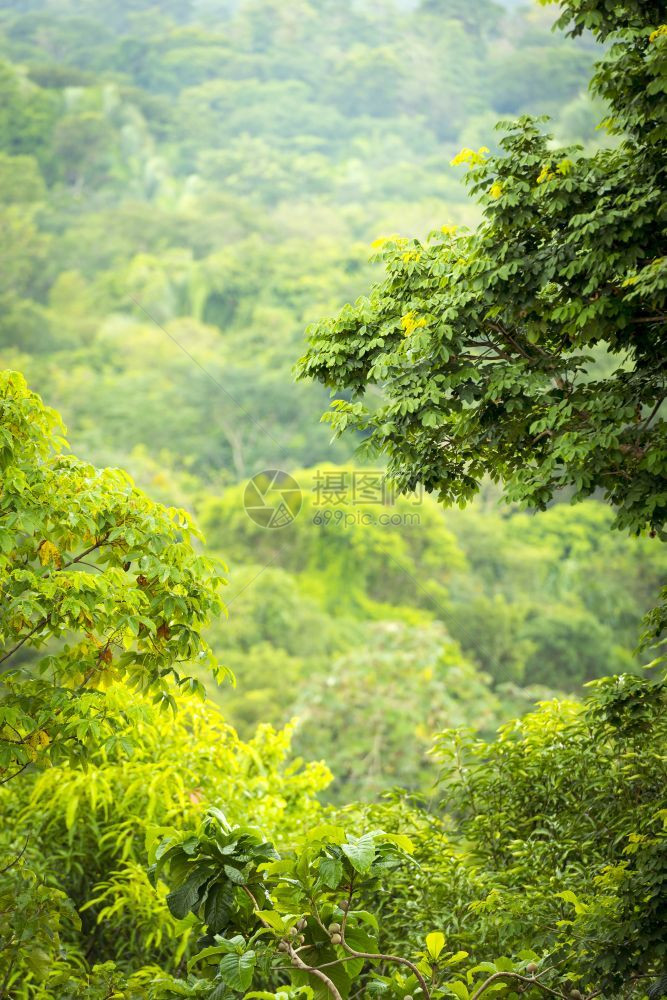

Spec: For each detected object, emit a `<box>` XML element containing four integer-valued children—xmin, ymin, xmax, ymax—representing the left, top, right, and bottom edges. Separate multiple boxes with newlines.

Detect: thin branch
<box><xmin>1</xmin><ymin>536</ymin><xmax>112</xmax><ymax>667</ymax></box>
<box><xmin>241</xmin><ymin>886</ymin><xmax>262</xmax><ymax>914</ymax></box>
<box><xmin>0</xmin><ymin>762</ymin><xmax>30</xmax><ymax>786</ymax></box>
<box><xmin>288</xmin><ymin>945</ymin><xmax>344</xmax><ymax>1000</ymax></box>
<box><xmin>470</xmin><ymin>971</ymin><xmax>568</xmax><ymax>1000</ymax></box>
<box><xmin>339</xmin><ymin>909</ymin><xmax>431</xmax><ymax>1000</ymax></box>
<box><xmin>639</xmin><ymin>395</ymin><xmax>665</xmax><ymax>430</ymax></box>
<box><xmin>0</xmin><ymin>838</ymin><xmax>29</xmax><ymax>875</ymax></box>
<box><xmin>0</xmin><ymin>619</ymin><xmax>47</xmax><ymax>666</ymax></box>
<box><xmin>59</xmin><ymin>536</ymin><xmax>111</xmax><ymax>572</ymax></box>
<box><xmin>304</xmin><ymin>956</ymin><xmax>361</xmax><ymax>971</ymax></box>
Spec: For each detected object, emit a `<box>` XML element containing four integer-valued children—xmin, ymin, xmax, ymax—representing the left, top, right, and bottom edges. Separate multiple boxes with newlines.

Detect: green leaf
<box><xmin>445</xmin><ymin>952</ymin><xmax>469</xmax><ymax>966</ymax></box>
<box><xmin>65</xmin><ymin>795</ymin><xmax>79</xmax><ymax>832</ymax></box>
<box><xmin>318</xmin><ymin>858</ymin><xmax>343</xmax><ymax>889</ymax></box>
<box><xmin>166</xmin><ymin>870</ymin><xmax>210</xmax><ymax>920</ymax></box>
<box><xmin>223</xmin><ymin>863</ymin><xmax>247</xmax><ymax>885</ymax></box>
<box><xmin>341</xmin><ymin>834</ymin><xmax>375</xmax><ymax>873</ymax></box>
<box><xmin>446</xmin><ymin>982</ymin><xmax>470</xmax><ymax>1000</ymax></box>
<box><xmin>218</xmin><ymin>950</ymin><xmax>257</xmax><ymax>992</ymax></box>
<box><xmin>381</xmin><ymin>833</ymin><xmax>414</xmax><ymax>854</ymax></box>
<box><xmin>305</xmin><ymin>824</ymin><xmax>346</xmax><ymax>845</ymax></box>
<box><xmin>255</xmin><ymin>910</ymin><xmax>287</xmax><ymax>933</ymax></box>
<box><xmin>426</xmin><ymin>932</ymin><xmax>446</xmax><ymax>960</ymax></box>
<box><xmin>204</xmin><ymin>883</ymin><xmax>233</xmax><ymax>933</ymax></box>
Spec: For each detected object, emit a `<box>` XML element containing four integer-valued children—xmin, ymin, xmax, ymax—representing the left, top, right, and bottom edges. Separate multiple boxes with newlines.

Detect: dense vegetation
<box><xmin>1</xmin><ymin>0</ymin><xmax>662</xmax><ymax>796</ymax></box>
<box><xmin>0</xmin><ymin>0</ymin><xmax>665</xmax><ymax>999</ymax></box>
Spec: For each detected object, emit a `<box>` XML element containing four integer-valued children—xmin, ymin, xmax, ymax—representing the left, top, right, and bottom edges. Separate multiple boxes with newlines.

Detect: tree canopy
<box><xmin>0</xmin><ymin>370</ymin><xmax>226</xmax><ymax>778</ymax></box>
<box><xmin>1</xmin><ymin>0</ymin><xmax>666</xmax><ymax>999</ymax></box>
<box><xmin>298</xmin><ymin>0</ymin><xmax>666</xmax><ymax>537</ymax></box>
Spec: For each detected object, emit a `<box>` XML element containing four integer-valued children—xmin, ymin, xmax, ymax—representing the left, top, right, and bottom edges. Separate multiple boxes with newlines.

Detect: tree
<box><xmin>292</xmin><ymin>621</ymin><xmax>502</xmax><ymax>801</ymax></box>
<box><xmin>298</xmin><ymin>0</ymin><xmax>666</xmax><ymax>538</ymax></box>
<box><xmin>150</xmin><ymin>670</ymin><xmax>666</xmax><ymax>999</ymax></box>
<box><xmin>430</xmin><ymin>675</ymin><xmax>667</xmax><ymax>991</ymax></box>
<box><xmin>0</xmin><ymin>688</ymin><xmax>330</xmax><ymax>994</ymax></box>
<box><xmin>0</xmin><ymin>370</ymin><xmax>226</xmax><ymax>779</ymax></box>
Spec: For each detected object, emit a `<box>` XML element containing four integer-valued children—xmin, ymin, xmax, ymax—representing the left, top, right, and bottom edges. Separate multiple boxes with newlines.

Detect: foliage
<box><xmin>430</xmin><ymin>675</ymin><xmax>667</xmax><ymax>990</ymax></box>
<box><xmin>0</xmin><ymin>684</ymin><xmax>331</xmax><ymax>995</ymax></box>
<box><xmin>0</xmin><ymin>0</ymin><xmax>601</xmax><ymax>481</ymax></box>
<box><xmin>0</xmin><ymin>0</ymin><xmax>647</xmax><ymax>801</ymax></box>
<box><xmin>148</xmin><ymin>670</ymin><xmax>667</xmax><ymax>999</ymax></box>
<box><xmin>0</xmin><ymin>2</ymin><xmax>665</xmax><ymax>999</ymax></box>
<box><xmin>0</xmin><ymin>370</ymin><xmax>226</xmax><ymax>778</ymax></box>
<box><xmin>298</xmin><ymin>1</ymin><xmax>666</xmax><ymax>538</ymax></box>
<box><xmin>203</xmin><ymin>479</ymin><xmax>665</xmax><ymax>760</ymax></box>
<box><xmin>290</xmin><ymin>622</ymin><xmax>504</xmax><ymax>802</ymax></box>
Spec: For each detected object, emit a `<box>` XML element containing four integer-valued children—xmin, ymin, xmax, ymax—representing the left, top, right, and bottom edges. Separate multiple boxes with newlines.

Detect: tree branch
<box><xmin>0</xmin><ymin>838</ymin><xmax>29</xmax><ymax>875</ymax></box>
<box><xmin>288</xmin><ymin>945</ymin><xmax>344</xmax><ymax>1000</ymax></box>
<box><xmin>470</xmin><ymin>971</ymin><xmax>568</xmax><ymax>1000</ymax></box>
<box><xmin>1</xmin><ymin>535</ymin><xmax>112</xmax><ymax>667</ymax></box>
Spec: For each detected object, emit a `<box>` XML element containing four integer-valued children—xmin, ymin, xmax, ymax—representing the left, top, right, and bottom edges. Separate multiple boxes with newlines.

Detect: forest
<box><xmin>0</xmin><ymin>0</ymin><xmax>665</xmax><ymax>998</ymax></box>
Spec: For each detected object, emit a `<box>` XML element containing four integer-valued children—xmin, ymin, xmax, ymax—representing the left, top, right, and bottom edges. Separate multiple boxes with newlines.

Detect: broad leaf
<box><xmin>341</xmin><ymin>834</ymin><xmax>375</xmax><ymax>873</ymax></box>
<box><xmin>218</xmin><ymin>949</ymin><xmax>256</xmax><ymax>992</ymax></box>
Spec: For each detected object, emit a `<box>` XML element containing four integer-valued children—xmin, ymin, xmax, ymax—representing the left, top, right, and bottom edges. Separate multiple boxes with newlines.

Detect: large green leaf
<box><xmin>204</xmin><ymin>883</ymin><xmax>233</xmax><ymax>933</ymax></box>
<box><xmin>166</xmin><ymin>870</ymin><xmax>210</xmax><ymax>919</ymax></box>
<box><xmin>318</xmin><ymin>857</ymin><xmax>343</xmax><ymax>889</ymax></box>
<box><xmin>218</xmin><ymin>949</ymin><xmax>256</xmax><ymax>992</ymax></box>
<box><xmin>426</xmin><ymin>932</ymin><xmax>445</xmax><ymax>960</ymax></box>
<box><xmin>341</xmin><ymin>834</ymin><xmax>376</xmax><ymax>873</ymax></box>
<box><xmin>446</xmin><ymin>982</ymin><xmax>469</xmax><ymax>1000</ymax></box>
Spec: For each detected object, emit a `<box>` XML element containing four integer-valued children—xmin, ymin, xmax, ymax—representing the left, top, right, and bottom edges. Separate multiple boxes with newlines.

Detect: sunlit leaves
<box><xmin>426</xmin><ymin>932</ymin><xmax>446</xmax><ymax>961</ymax></box>
<box><xmin>0</xmin><ymin>370</ymin><xmax>228</xmax><ymax>774</ymax></box>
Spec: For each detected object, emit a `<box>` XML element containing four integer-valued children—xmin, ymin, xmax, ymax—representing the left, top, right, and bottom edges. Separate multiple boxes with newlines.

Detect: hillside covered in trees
<box><xmin>0</xmin><ymin>0</ymin><xmax>663</xmax><ymax>795</ymax></box>
<box><xmin>0</xmin><ymin>0</ymin><xmax>665</xmax><ymax>999</ymax></box>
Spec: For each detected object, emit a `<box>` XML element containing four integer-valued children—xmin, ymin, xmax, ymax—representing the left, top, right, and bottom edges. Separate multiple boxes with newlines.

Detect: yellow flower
<box><xmin>38</xmin><ymin>539</ymin><xmax>62</xmax><ymax>568</ymax></box>
<box><xmin>441</xmin><ymin>224</ymin><xmax>458</xmax><ymax>235</ymax></box>
<box><xmin>537</xmin><ymin>164</ymin><xmax>554</xmax><ymax>184</ymax></box>
<box><xmin>370</xmin><ymin>235</ymin><xmax>396</xmax><ymax>250</ymax></box>
<box><xmin>400</xmin><ymin>312</ymin><xmax>427</xmax><ymax>337</ymax></box>
<box><xmin>489</xmin><ymin>181</ymin><xmax>503</xmax><ymax>199</ymax></box>
<box><xmin>450</xmin><ymin>145</ymin><xmax>489</xmax><ymax>167</ymax></box>
<box><xmin>649</xmin><ymin>24</ymin><xmax>667</xmax><ymax>42</ymax></box>
<box><xmin>26</xmin><ymin>730</ymin><xmax>51</xmax><ymax>759</ymax></box>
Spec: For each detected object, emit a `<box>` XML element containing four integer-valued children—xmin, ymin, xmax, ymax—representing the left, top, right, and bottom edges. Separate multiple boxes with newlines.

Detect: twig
<box><xmin>0</xmin><ymin>763</ymin><xmax>30</xmax><ymax>786</ymax></box>
<box><xmin>470</xmin><ymin>972</ymin><xmax>567</xmax><ymax>1000</ymax></box>
<box><xmin>339</xmin><ymin>885</ymin><xmax>431</xmax><ymax>1000</ymax></box>
<box><xmin>0</xmin><ymin>620</ymin><xmax>47</xmax><ymax>666</ymax></box>
<box><xmin>0</xmin><ymin>838</ymin><xmax>29</xmax><ymax>874</ymax></box>
<box><xmin>639</xmin><ymin>395</ymin><xmax>665</xmax><ymax>430</ymax></box>
<box><xmin>288</xmin><ymin>945</ymin><xmax>344</xmax><ymax>1000</ymax></box>
<box><xmin>0</xmin><ymin>536</ymin><xmax>113</xmax><ymax>667</ymax></box>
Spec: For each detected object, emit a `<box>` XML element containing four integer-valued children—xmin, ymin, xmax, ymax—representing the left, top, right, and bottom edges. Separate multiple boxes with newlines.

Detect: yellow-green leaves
<box><xmin>450</xmin><ymin>146</ymin><xmax>489</xmax><ymax>167</ymax></box>
<box><xmin>425</xmin><ymin>932</ymin><xmax>445</xmax><ymax>961</ymax></box>
<box><xmin>0</xmin><ymin>369</ymin><xmax>228</xmax><ymax>775</ymax></box>
<box><xmin>400</xmin><ymin>312</ymin><xmax>427</xmax><ymax>337</ymax></box>
<box><xmin>445</xmin><ymin>980</ymin><xmax>469</xmax><ymax>1000</ymax></box>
